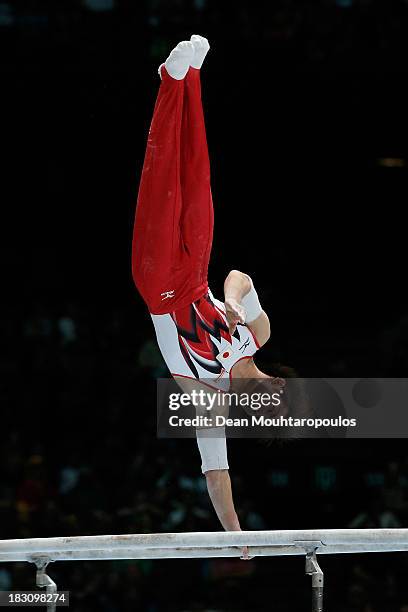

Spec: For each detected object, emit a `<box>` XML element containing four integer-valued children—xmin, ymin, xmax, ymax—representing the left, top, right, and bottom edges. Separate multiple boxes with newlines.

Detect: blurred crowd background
<box><xmin>2</xmin><ymin>0</ymin><xmax>408</xmax><ymax>610</ymax></box>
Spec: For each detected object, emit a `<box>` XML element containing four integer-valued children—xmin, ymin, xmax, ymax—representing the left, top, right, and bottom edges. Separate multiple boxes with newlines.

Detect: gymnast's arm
<box><xmin>203</xmin><ymin>467</ymin><xmax>250</xmax><ymax>559</ymax></box>
<box><xmin>204</xmin><ymin>470</ymin><xmax>242</xmax><ymax>524</ymax></box>
<box><xmin>173</xmin><ymin>378</ymin><xmax>239</xmax><ymax>532</ymax></box>
<box><xmin>174</xmin><ymin>376</ymin><xmax>250</xmax><ymax>558</ymax></box>
<box><xmin>224</xmin><ymin>270</ymin><xmax>271</xmax><ymax>346</ymax></box>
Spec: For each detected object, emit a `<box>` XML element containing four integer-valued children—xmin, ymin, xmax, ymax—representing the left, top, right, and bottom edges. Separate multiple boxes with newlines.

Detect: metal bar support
<box><xmin>305</xmin><ymin>549</ymin><xmax>324</xmax><ymax>612</ymax></box>
<box><xmin>32</xmin><ymin>557</ymin><xmax>57</xmax><ymax>612</ymax></box>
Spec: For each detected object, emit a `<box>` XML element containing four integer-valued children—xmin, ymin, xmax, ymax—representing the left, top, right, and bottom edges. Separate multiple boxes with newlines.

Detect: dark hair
<box><xmin>231</xmin><ymin>363</ymin><xmax>312</xmax><ymax>445</ymax></box>
<box><xmin>270</xmin><ymin>363</ymin><xmax>310</xmax><ymax>415</ymax></box>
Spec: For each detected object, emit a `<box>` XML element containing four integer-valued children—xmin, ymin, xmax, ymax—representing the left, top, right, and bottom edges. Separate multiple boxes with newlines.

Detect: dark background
<box><xmin>1</xmin><ymin>0</ymin><xmax>408</xmax><ymax>610</ymax></box>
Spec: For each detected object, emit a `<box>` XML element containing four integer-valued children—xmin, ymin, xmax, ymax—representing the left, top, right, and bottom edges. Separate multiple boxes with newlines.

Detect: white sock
<box><xmin>160</xmin><ymin>41</ymin><xmax>195</xmax><ymax>81</ymax></box>
<box><xmin>190</xmin><ymin>34</ymin><xmax>210</xmax><ymax>69</ymax></box>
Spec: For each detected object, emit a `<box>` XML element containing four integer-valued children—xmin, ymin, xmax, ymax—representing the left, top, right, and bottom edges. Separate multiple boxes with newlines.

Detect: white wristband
<box><xmin>196</xmin><ymin>427</ymin><xmax>229</xmax><ymax>474</ymax></box>
<box><xmin>241</xmin><ymin>275</ymin><xmax>263</xmax><ymax>323</ymax></box>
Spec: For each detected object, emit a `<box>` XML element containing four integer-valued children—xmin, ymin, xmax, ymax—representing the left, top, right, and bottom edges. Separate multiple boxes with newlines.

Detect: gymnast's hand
<box><xmin>240</xmin><ymin>545</ymin><xmax>254</xmax><ymax>561</ymax></box>
<box><xmin>224</xmin><ymin>298</ymin><xmax>246</xmax><ymax>335</ymax></box>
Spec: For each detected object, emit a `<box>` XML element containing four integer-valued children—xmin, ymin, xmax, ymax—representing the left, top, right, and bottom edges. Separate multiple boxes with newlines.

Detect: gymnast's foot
<box><xmin>159</xmin><ymin>40</ymin><xmax>195</xmax><ymax>80</ymax></box>
<box><xmin>190</xmin><ymin>34</ymin><xmax>210</xmax><ymax>69</ymax></box>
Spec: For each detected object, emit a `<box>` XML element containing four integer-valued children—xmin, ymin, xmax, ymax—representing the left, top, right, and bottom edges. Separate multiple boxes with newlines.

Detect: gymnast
<box><xmin>132</xmin><ymin>36</ymin><xmax>283</xmax><ymax>556</ymax></box>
